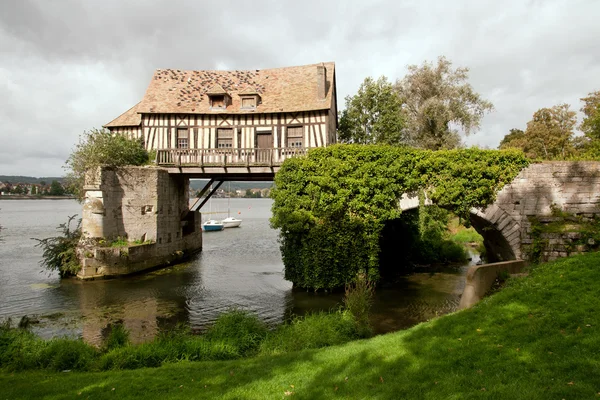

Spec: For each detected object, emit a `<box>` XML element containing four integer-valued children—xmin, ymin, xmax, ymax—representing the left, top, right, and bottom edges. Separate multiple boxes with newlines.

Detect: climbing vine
<box><xmin>270</xmin><ymin>145</ymin><xmax>529</xmax><ymax>289</ymax></box>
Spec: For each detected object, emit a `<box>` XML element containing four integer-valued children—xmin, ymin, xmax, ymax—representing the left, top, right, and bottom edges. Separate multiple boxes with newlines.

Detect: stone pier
<box><xmin>77</xmin><ymin>166</ymin><xmax>202</xmax><ymax>279</ymax></box>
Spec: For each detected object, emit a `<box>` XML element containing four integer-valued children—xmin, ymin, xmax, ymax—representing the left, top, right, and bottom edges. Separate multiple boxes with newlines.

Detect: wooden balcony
<box><xmin>156</xmin><ymin>147</ymin><xmax>308</xmax><ymax>179</ymax></box>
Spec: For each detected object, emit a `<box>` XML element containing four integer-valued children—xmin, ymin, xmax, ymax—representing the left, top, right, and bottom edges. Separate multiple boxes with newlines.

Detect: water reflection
<box><xmin>0</xmin><ymin>199</ymin><xmax>475</xmax><ymax>343</ymax></box>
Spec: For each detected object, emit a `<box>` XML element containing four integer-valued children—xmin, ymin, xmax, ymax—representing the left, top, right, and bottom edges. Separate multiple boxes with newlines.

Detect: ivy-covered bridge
<box><xmin>78</xmin><ymin>145</ymin><xmax>600</xmax><ymax>286</ymax></box>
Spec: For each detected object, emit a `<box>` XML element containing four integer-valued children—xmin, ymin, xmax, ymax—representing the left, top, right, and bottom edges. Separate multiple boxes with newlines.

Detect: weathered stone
<box><xmin>77</xmin><ymin>166</ymin><xmax>202</xmax><ymax>279</ymax></box>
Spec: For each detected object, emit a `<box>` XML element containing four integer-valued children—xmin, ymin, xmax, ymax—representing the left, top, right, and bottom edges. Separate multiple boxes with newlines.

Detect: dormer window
<box><xmin>238</xmin><ymin>87</ymin><xmax>261</xmax><ymax>110</ymax></box>
<box><xmin>206</xmin><ymin>84</ymin><xmax>230</xmax><ymax>110</ymax></box>
<box><xmin>211</xmin><ymin>95</ymin><xmax>225</xmax><ymax>108</ymax></box>
<box><xmin>241</xmin><ymin>96</ymin><xmax>256</xmax><ymax>109</ymax></box>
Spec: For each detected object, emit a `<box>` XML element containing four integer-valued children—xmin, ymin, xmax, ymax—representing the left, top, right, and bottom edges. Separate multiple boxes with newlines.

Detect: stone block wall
<box><xmin>78</xmin><ymin>166</ymin><xmax>202</xmax><ymax>279</ymax></box>
<box><xmin>477</xmin><ymin>161</ymin><xmax>600</xmax><ymax>262</ymax></box>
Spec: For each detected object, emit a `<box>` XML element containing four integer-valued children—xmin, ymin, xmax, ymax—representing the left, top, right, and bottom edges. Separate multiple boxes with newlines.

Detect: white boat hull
<box><xmin>221</xmin><ymin>217</ymin><xmax>242</xmax><ymax>228</ymax></box>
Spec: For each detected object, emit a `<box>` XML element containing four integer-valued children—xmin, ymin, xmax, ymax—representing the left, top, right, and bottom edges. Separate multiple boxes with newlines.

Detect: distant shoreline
<box><xmin>0</xmin><ymin>196</ymin><xmax>76</xmax><ymax>200</ymax></box>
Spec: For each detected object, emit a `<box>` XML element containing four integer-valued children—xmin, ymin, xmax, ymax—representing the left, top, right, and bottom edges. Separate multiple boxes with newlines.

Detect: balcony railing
<box><xmin>156</xmin><ymin>147</ymin><xmax>308</xmax><ymax>167</ymax></box>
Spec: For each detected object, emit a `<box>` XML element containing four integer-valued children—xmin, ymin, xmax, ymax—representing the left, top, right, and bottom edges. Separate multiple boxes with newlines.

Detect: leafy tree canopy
<box><xmin>49</xmin><ymin>180</ymin><xmax>65</xmax><ymax>196</ymax></box>
<box><xmin>498</xmin><ymin>104</ymin><xmax>577</xmax><ymax>160</ymax></box>
<box><xmin>338</xmin><ymin>76</ymin><xmax>406</xmax><ymax>145</ymax></box>
<box><xmin>395</xmin><ymin>56</ymin><xmax>494</xmax><ymax>150</ymax></box>
<box><xmin>580</xmin><ymin>91</ymin><xmax>600</xmax><ymax>142</ymax></box>
<box><xmin>498</xmin><ymin>128</ymin><xmax>526</xmax><ymax>150</ymax></box>
<box><xmin>271</xmin><ymin>145</ymin><xmax>528</xmax><ymax>289</ymax></box>
<box><xmin>65</xmin><ymin>129</ymin><xmax>149</xmax><ymax>200</ymax></box>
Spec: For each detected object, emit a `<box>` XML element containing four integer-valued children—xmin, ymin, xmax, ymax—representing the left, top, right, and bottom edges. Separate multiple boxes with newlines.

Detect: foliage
<box><xmin>48</xmin><ymin>180</ymin><xmax>65</xmax><ymax>196</ymax></box>
<box><xmin>343</xmin><ymin>275</ymin><xmax>374</xmax><ymax>337</ymax></box>
<box><xmin>32</xmin><ymin>215</ymin><xmax>81</xmax><ymax>277</ymax></box>
<box><xmin>524</xmin><ymin>104</ymin><xmax>577</xmax><ymax>159</ymax></box>
<box><xmin>575</xmin><ymin>91</ymin><xmax>600</xmax><ymax>158</ymax></box>
<box><xmin>450</xmin><ymin>226</ymin><xmax>484</xmax><ymax>245</ymax></box>
<box><xmin>0</xmin><ymin>309</ymin><xmax>361</xmax><ymax>373</ymax></box>
<box><xmin>338</xmin><ymin>76</ymin><xmax>406</xmax><ymax>145</ymax></box>
<box><xmin>380</xmin><ymin>207</ymin><xmax>468</xmax><ymax>272</ymax></box>
<box><xmin>395</xmin><ymin>56</ymin><xmax>494</xmax><ymax>150</ymax></box>
<box><xmin>580</xmin><ymin>90</ymin><xmax>600</xmax><ymax>140</ymax></box>
<box><xmin>64</xmin><ymin>128</ymin><xmax>149</xmax><ymax>200</ymax></box>
<box><xmin>103</xmin><ymin>324</ymin><xmax>130</xmax><ymax>351</ymax></box>
<box><xmin>259</xmin><ymin>310</ymin><xmax>359</xmax><ymax>355</ymax></box>
<box><xmin>204</xmin><ymin>310</ymin><xmax>268</xmax><ymax>357</ymax></box>
<box><xmin>271</xmin><ymin>145</ymin><xmax>529</xmax><ymax>289</ymax></box>
<box><xmin>498</xmin><ymin>128</ymin><xmax>526</xmax><ymax>150</ymax></box>
<box><xmin>499</xmin><ymin>104</ymin><xmax>587</xmax><ymax>160</ymax></box>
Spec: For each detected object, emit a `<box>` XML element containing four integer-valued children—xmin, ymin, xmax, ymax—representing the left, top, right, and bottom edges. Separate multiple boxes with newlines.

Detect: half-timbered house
<box><xmin>104</xmin><ymin>62</ymin><xmax>337</xmax><ymax>169</ymax></box>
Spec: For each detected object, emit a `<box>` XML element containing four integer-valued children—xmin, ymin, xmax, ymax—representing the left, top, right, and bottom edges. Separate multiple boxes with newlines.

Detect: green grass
<box><xmin>449</xmin><ymin>218</ymin><xmax>484</xmax><ymax>245</ymax></box>
<box><xmin>2</xmin><ymin>252</ymin><xmax>600</xmax><ymax>398</ymax></box>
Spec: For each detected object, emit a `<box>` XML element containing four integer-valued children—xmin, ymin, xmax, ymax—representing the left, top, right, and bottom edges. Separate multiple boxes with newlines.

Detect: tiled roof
<box><xmin>136</xmin><ymin>62</ymin><xmax>335</xmax><ymax>115</ymax></box>
<box><xmin>103</xmin><ymin>102</ymin><xmax>142</xmax><ymax>127</ymax></box>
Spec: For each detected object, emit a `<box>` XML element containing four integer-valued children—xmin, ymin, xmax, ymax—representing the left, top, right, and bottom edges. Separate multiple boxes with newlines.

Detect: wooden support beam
<box><xmin>189</xmin><ymin>178</ymin><xmax>215</xmax><ymax>212</ymax></box>
<box><xmin>195</xmin><ymin>181</ymin><xmax>224</xmax><ymax>211</ymax></box>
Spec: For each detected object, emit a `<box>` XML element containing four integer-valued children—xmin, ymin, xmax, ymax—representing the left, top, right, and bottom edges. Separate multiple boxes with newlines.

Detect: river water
<box><xmin>0</xmin><ymin>199</ymin><xmax>475</xmax><ymax>344</ymax></box>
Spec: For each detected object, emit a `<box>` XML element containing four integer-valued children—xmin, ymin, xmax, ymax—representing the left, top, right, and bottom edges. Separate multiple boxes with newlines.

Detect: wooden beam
<box><xmin>194</xmin><ymin>181</ymin><xmax>224</xmax><ymax>211</ymax></box>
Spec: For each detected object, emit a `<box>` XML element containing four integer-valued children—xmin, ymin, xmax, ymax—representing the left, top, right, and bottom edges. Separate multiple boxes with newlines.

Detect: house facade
<box><xmin>104</xmin><ymin>62</ymin><xmax>337</xmax><ymax>166</ymax></box>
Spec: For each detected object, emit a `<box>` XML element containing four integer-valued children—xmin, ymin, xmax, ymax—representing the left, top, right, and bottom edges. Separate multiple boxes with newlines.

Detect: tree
<box><xmin>65</xmin><ymin>128</ymin><xmax>149</xmax><ymax>200</ymax></box>
<box><xmin>338</xmin><ymin>76</ymin><xmax>406</xmax><ymax>145</ymax></box>
<box><xmin>580</xmin><ymin>91</ymin><xmax>600</xmax><ymax>140</ymax></box>
<box><xmin>524</xmin><ymin>104</ymin><xmax>577</xmax><ymax>159</ymax></box>
<box><xmin>395</xmin><ymin>56</ymin><xmax>494</xmax><ymax>150</ymax></box>
<box><xmin>498</xmin><ymin>129</ymin><xmax>526</xmax><ymax>150</ymax></box>
<box><xmin>49</xmin><ymin>180</ymin><xmax>65</xmax><ymax>196</ymax></box>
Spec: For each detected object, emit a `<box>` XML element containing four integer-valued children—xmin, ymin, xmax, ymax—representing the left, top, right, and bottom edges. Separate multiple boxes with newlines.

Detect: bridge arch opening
<box><xmin>379</xmin><ymin>206</ymin><xmax>517</xmax><ymax>279</ymax></box>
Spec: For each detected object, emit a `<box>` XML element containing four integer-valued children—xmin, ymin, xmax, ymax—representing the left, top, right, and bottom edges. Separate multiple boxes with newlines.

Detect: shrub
<box><xmin>204</xmin><ymin>310</ymin><xmax>268</xmax><ymax>357</ymax></box>
<box><xmin>260</xmin><ymin>311</ymin><xmax>359</xmax><ymax>355</ymax></box>
<box><xmin>42</xmin><ymin>338</ymin><xmax>97</xmax><ymax>371</ymax></box>
<box><xmin>103</xmin><ymin>324</ymin><xmax>130</xmax><ymax>351</ymax></box>
<box><xmin>32</xmin><ymin>215</ymin><xmax>81</xmax><ymax>277</ymax></box>
<box><xmin>65</xmin><ymin>128</ymin><xmax>149</xmax><ymax>200</ymax></box>
<box><xmin>344</xmin><ymin>276</ymin><xmax>374</xmax><ymax>337</ymax></box>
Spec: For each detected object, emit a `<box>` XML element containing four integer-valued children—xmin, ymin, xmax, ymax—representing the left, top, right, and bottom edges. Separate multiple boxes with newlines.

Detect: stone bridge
<box><xmin>400</xmin><ymin>161</ymin><xmax>600</xmax><ymax>262</ymax></box>
<box><xmin>78</xmin><ymin>161</ymin><xmax>600</xmax><ymax>279</ymax></box>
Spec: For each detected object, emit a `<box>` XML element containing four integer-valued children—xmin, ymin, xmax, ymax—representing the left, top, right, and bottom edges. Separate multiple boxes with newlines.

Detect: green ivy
<box><xmin>271</xmin><ymin>145</ymin><xmax>529</xmax><ymax>289</ymax></box>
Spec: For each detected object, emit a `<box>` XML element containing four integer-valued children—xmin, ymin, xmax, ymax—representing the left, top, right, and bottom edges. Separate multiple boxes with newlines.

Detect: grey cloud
<box><xmin>1</xmin><ymin>0</ymin><xmax>599</xmax><ymax>175</ymax></box>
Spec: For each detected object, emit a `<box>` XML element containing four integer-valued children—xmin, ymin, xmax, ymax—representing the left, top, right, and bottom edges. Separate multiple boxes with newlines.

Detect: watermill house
<box><xmin>104</xmin><ymin>62</ymin><xmax>338</xmax><ymax>167</ymax></box>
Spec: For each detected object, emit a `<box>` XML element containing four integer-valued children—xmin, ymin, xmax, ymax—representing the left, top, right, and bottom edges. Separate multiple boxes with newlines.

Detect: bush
<box><xmin>0</xmin><ymin>324</ymin><xmax>97</xmax><ymax>372</ymax></box>
<box><xmin>103</xmin><ymin>324</ymin><xmax>130</xmax><ymax>351</ymax></box>
<box><xmin>42</xmin><ymin>338</ymin><xmax>97</xmax><ymax>371</ymax></box>
<box><xmin>204</xmin><ymin>310</ymin><xmax>268</xmax><ymax>357</ymax></box>
<box><xmin>260</xmin><ymin>311</ymin><xmax>359</xmax><ymax>355</ymax></box>
<box><xmin>32</xmin><ymin>215</ymin><xmax>81</xmax><ymax>277</ymax></box>
<box><xmin>65</xmin><ymin>128</ymin><xmax>149</xmax><ymax>200</ymax></box>
<box><xmin>344</xmin><ymin>276</ymin><xmax>374</xmax><ymax>337</ymax></box>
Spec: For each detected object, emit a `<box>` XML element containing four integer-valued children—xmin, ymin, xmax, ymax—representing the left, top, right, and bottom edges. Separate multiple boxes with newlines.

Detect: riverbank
<box><xmin>2</xmin><ymin>251</ymin><xmax>599</xmax><ymax>399</ymax></box>
<box><xmin>0</xmin><ymin>195</ymin><xmax>75</xmax><ymax>200</ymax></box>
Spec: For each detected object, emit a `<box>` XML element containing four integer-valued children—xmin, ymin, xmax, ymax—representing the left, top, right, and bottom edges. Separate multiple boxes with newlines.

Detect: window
<box><xmin>211</xmin><ymin>95</ymin><xmax>225</xmax><ymax>108</ymax></box>
<box><xmin>241</xmin><ymin>97</ymin><xmax>256</xmax><ymax>108</ymax></box>
<box><xmin>287</xmin><ymin>126</ymin><xmax>303</xmax><ymax>148</ymax></box>
<box><xmin>177</xmin><ymin>128</ymin><xmax>189</xmax><ymax>149</ymax></box>
<box><xmin>217</xmin><ymin>128</ymin><xmax>233</xmax><ymax>148</ymax></box>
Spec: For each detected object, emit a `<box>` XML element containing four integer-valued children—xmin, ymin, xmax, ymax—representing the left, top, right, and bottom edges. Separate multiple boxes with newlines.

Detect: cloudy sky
<box><xmin>1</xmin><ymin>0</ymin><xmax>599</xmax><ymax>177</ymax></box>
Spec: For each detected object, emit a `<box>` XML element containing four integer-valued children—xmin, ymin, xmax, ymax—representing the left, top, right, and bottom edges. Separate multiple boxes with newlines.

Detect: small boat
<box><xmin>203</xmin><ymin>220</ymin><xmax>224</xmax><ymax>232</ymax></box>
<box><xmin>221</xmin><ymin>216</ymin><xmax>242</xmax><ymax>228</ymax></box>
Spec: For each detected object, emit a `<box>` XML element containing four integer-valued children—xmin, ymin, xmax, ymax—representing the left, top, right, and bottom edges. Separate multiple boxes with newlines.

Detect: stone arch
<box><xmin>398</xmin><ymin>194</ymin><xmax>521</xmax><ymax>262</ymax></box>
<box><xmin>469</xmin><ymin>207</ymin><xmax>520</xmax><ymax>262</ymax></box>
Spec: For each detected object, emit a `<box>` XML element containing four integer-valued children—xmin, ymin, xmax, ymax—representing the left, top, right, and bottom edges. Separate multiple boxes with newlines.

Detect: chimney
<box><xmin>317</xmin><ymin>63</ymin><xmax>327</xmax><ymax>100</ymax></box>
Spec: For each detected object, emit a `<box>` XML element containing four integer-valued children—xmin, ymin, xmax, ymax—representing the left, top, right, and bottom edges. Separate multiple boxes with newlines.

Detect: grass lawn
<box><xmin>2</xmin><ymin>252</ymin><xmax>600</xmax><ymax>399</ymax></box>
